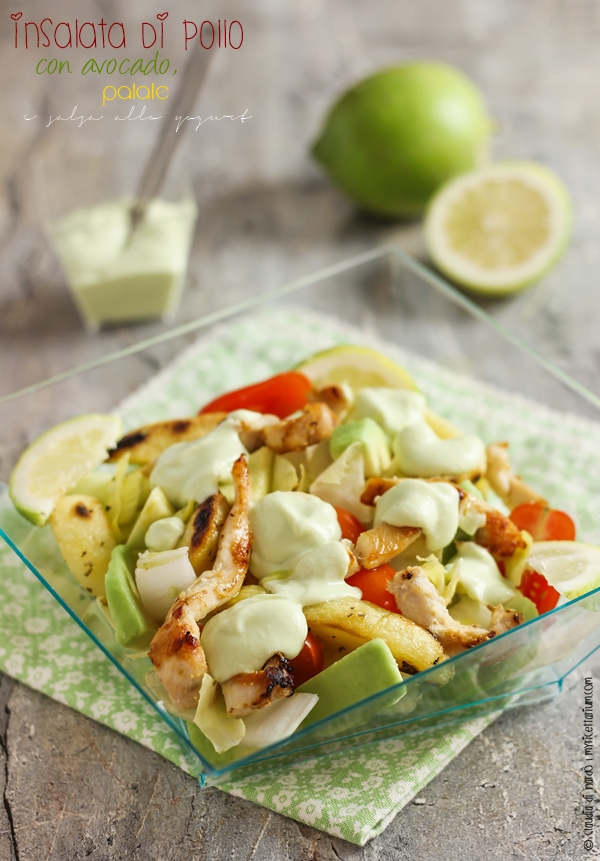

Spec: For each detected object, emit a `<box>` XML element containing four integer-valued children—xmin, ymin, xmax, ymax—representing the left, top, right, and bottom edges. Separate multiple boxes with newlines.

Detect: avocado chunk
<box><xmin>329</xmin><ymin>418</ymin><xmax>390</xmax><ymax>477</ymax></box>
<box><xmin>126</xmin><ymin>486</ymin><xmax>175</xmax><ymax>551</ymax></box>
<box><xmin>297</xmin><ymin>638</ymin><xmax>404</xmax><ymax>727</ymax></box>
<box><xmin>105</xmin><ymin>545</ymin><xmax>158</xmax><ymax>650</ymax></box>
<box><xmin>248</xmin><ymin>446</ymin><xmax>274</xmax><ymax>502</ymax></box>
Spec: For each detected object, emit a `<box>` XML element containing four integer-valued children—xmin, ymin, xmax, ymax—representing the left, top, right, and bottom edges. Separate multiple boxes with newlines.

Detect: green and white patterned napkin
<box><xmin>2</xmin><ymin>307</ymin><xmax>600</xmax><ymax>845</ymax></box>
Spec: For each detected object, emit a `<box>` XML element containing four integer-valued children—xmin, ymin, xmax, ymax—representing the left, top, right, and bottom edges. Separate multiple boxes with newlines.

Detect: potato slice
<box><xmin>178</xmin><ymin>493</ymin><xmax>230</xmax><ymax>576</ymax></box>
<box><xmin>50</xmin><ymin>494</ymin><xmax>116</xmax><ymax>598</ymax></box>
<box><xmin>108</xmin><ymin>413</ymin><xmax>227</xmax><ymax>464</ymax></box>
<box><xmin>304</xmin><ymin>597</ymin><xmax>445</xmax><ymax>674</ymax></box>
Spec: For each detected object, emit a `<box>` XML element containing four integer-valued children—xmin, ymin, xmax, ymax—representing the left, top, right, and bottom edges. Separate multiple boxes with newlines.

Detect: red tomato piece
<box><xmin>334</xmin><ymin>506</ymin><xmax>366</xmax><ymax>544</ymax></box>
<box><xmin>198</xmin><ymin>372</ymin><xmax>312</xmax><ymax>420</ymax></box>
<box><xmin>346</xmin><ymin>564</ymin><xmax>399</xmax><ymax>613</ymax></box>
<box><xmin>290</xmin><ymin>632</ymin><xmax>324</xmax><ymax>688</ymax></box>
<box><xmin>518</xmin><ymin>567</ymin><xmax>560</xmax><ymax>615</ymax></box>
<box><xmin>509</xmin><ymin>502</ymin><xmax>576</xmax><ymax>541</ymax></box>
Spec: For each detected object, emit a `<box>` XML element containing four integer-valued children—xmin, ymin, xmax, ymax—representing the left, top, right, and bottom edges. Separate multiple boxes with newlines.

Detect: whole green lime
<box><xmin>312</xmin><ymin>62</ymin><xmax>493</xmax><ymax>218</ymax></box>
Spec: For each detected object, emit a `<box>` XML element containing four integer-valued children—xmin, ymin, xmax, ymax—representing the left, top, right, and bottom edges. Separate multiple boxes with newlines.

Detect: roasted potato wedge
<box><xmin>304</xmin><ymin>597</ymin><xmax>446</xmax><ymax>673</ymax></box>
<box><xmin>50</xmin><ymin>494</ymin><xmax>116</xmax><ymax>598</ymax></box>
<box><xmin>178</xmin><ymin>493</ymin><xmax>230</xmax><ymax>576</ymax></box>
<box><xmin>108</xmin><ymin>413</ymin><xmax>227</xmax><ymax>465</ymax></box>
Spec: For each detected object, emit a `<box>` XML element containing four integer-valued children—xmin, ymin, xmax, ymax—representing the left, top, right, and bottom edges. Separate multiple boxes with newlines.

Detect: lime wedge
<box><xmin>296</xmin><ymin>345</ymin><xmax>417</xmax><ymax>393</ymax></box>
<box><xmin>9</xmin><ymin>414</ymin><xmax>122</xmax><ymax>526</ymax></box>
<box><xmin>424</xmin><ymin>162</ymin><xmax>572</xmax><ymax>294</ymax></box>
<box><xmin>527</xmin><ymin>541</ymin><xmax>600</xmax><ymax>600</ymax></box>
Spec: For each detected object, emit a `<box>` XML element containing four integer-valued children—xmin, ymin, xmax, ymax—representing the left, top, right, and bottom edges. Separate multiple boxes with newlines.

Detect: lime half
<box><xmin>296</xmin><ymin>345</ymin><xmax>417</xmax><ymax>392</ymax></box>
<box><xmin>424</xmin><ymin>162</ymin><xmax>572</xmax><ymax>294</ymax></box>
<box><xmin>527</xmin><ymin>541</ymin><xmax>600</xmax><ymax>600</ymax></box>
<box><xmin>9</xmin><ymin>414</ymin><xmax>121</xmax><ymax>526</ymax></box>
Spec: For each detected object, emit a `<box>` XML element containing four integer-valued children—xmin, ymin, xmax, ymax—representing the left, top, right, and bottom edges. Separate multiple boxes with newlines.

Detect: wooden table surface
<box><xmin>1</xmin><ymin>1</ymin><xmax>599</xmax><ymax>858</ymax></box>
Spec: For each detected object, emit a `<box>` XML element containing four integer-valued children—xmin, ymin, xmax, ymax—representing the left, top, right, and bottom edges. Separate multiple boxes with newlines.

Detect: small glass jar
<box><xmin>38</xmin><ymin>150</ymin><xmax>198</xmax><ymax>332</ymax></box>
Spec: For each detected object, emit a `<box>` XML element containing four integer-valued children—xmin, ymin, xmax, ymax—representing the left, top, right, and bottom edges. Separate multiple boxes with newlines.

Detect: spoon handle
<box><xmin>130</xmin><ymin>45</ymin><xmax>213</xmax><ymax>231</ymax></box>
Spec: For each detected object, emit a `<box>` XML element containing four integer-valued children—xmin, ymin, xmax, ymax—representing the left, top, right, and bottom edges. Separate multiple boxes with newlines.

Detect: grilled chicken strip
<box><xmin>308</xmin><ymin>384</ymin><xmax>352</xmax><ymax>418</ymax></box>
<box><xmin>487</xmin><ymin>605</ymin><xmax>524</xmax><ymax>637</ymax></box>
<box><xmin>360</xmin><ymin>476</ymin><xmax>400</xmax><ymax>507</ymax></box>
<box><xmin>355</xmin><ymin>522</ymin><xmax>421</xmax><ymax>569</ymax></box>
<box><xmin>148</xmin><ymin>455</ymin><xmax>252</xmax><ymax>710</ymax></box>
<box><xmin>259</xmin><ymin>402</ymin><xmax>340</xmax><ymax>454</ymax></box>
<box><xmin>388</xmin><ymin>566</ymin><xmax>523</xmax><ymax>651</ymax></box>
<box><xmin>486</xmin><ymin>442</ymin><xmax>547</xmax><ymax>510</ymax></box>
<box><xmin>221</xmin><ymin>654</ymin><xmax>294</xmax><ymax>718</ymax></box>
<box><xmin>471</xmin><ymin>499</ymin><xmax>527</xmax><ymax>559</ymax></box>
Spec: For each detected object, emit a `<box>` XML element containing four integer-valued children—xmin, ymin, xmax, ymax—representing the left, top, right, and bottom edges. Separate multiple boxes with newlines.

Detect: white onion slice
<box><xmin>135</xmin><ymin>547</ymin><xmax>196</xmax><ymax>623</ymax></box>
<box><xmin>242</xmin><ymin>693</ymin><xmax>318</xmax><ymax>749</ymax></box>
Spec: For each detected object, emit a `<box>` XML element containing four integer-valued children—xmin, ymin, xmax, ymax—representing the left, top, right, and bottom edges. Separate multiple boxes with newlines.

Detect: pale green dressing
<box><xmin>150</xmin><ymin>418</ymin><xmax>247</xmax><ymax>508</ymax></box>
<box><xmin>263</xmin><ymin>541</ymin><xmax>361</xmax><ymax>606</ymax></box>
<box><xmin>50</xmin><ymin>197</ymin><xmax>197</xmax><ymax>326</ymax></box>
<box><xmin>249</xmin><ymin>492</ymin><xmax>341</xmax><ymax>579</ymax></box>
<box><xmin>446</xmin><ymin>543</ymin><xmax>516</xmax><ymax>605</ymax></box>
<box><xmin>144</xmin><ymin>516</ymin><xmax>185</xmax><ymax>552</ymax></box>
<box><xmin>374</xmin><ymin>479</ymin><xmax>460</xmax><ymax>552</ymax></box>
<box><xmin>393</xmin><ymin>421</ymin><xmax>485</xmax><ymax>477</ymax></box>
<box><xmin>350</xmin><ymin>387</ymin><xmax>427</xmax><ymax>436</ymax></box>
<box><xmin>201</xmin><ymin>594</ymin><xmax>308</xmax><ymax>682</ymax></box>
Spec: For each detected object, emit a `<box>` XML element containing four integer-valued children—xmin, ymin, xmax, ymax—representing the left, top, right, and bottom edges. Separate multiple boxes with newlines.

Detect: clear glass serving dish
<box><xmin>1</xmin><ymin>246</ymin><xmax>600</xmax><ymax>783</ymax></box>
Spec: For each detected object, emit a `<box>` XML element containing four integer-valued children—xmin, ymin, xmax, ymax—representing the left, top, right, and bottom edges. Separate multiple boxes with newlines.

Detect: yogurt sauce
<box><xmin>263</xmin><ymin>541</ymin><xmax>361</xmax><ymax>606</ymax></box>
<box><xmin>144</xmin><ymin>516</ymin><xmax>185</xmax><ymax>552</ymax></box>
<box><xmin>150</xmin><ymin>415</ymin><xmax>248</xmax><ymax>508</ymax></box>
<box><xmin>393</xmin><ymin>421</ymin><xmax>485</xmax><ymax>477</ymax></box>
<box><xmin>49</xmin><ymin>197</ymin><xmax>197</xmax><ymax>327</ymax></box>
<box><xmin>201</xmin><ymin>594</ymin><xmax>308</xmax><ymax>682</ymax></box>
<box><xmin>249</xmin><ymin>491</ymin><xmax>341</xmax><ymax>579</ymax></box>
<box><xmin>350</xmin><ymin>387</ymin><xmax>427</xmax><ymax>436</ymax></box>
<box><xmin>375</xmin><ymin>479</ymin><xmax>460</xmax><ymax>552</ymax></box>
<box><xmin>446</xmin><ymin>542</ymin><xmax>518</xmax><ymax>606</ymax></box>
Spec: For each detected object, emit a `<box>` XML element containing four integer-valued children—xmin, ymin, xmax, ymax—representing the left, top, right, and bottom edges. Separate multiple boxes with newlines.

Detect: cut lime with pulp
<box><xmin>9</xmin><ymin>414</ymin><xmax>122</xmax><ymax>526</ymax></box>
<box><xmin>527</xmin><ymin>541</ymin><xmax>600</xmax><ymax>600</ymax></box>
<box><xmin>296</xmin><ymin>345</ymin><xmax>417</xmax><ymax>392</ymax></box>
<box><xmin>424</xmin><ymin>162</ymin><xmax>572</xmax><ymax>294</ymax></box>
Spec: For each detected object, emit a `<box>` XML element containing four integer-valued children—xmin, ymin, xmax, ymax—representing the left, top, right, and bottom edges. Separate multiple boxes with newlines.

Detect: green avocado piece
<box><xmin>126</xmin><ymin>486</ymin><xmax>175</xmax><ymax>551</ymax></box>
<box><xmin>248</xmin><ymin>446</ymin><xmax>274</xmax><ymax>502</ymax></box>
<box><xmin>105</xmin><ymin>545</ymin><xmax>158</xmax><ymax>650</ymax></box>
<box><xmin>329</xmin><ymin>418</ymin><xmax>390</xmax><ymax>477</ymax></box>
<box><xmin>297</xmin><ymin>638</ymin><xmax>404</xmax><ymax>727</ymax></box>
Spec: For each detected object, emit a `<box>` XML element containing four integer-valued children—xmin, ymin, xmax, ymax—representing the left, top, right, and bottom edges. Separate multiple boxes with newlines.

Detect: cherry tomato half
<box><xmin>509</xmin><ymin>502</ymin><xmax>576</xmax><ymax>541</ymax></box>
<box><xmin>290</xmin><ymin>632</ymin><xmax>324</xmax><ymax>688</ymax></box>
<box><xmin>518</xmin><ymin>567</ymin><xmax>560</xmax><ymax>615</ymax></box>
<box><xmin>346</xmin><ymin>564</ymin><xmax>399</xmax><ymax>614</ymax></box>
<box><xmin>199</xmin><ymin>371</ymin><xmax>312</xmax><ymax>420</ymax></box>
<box><xmin>334</xmin><ymin>506</ymin><xmax>366</xmax><ymax>544</ymax></box>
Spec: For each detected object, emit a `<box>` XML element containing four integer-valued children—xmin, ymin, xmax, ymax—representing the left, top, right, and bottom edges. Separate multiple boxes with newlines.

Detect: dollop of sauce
<box><xmin>263</xmin><ymin>541</ymin><xmax>361</xmax><ymax>606</ymax></box>
<box><xmin>374</xmin><ymin>479</ymin><xmax>460</xmax><ymax>552</ymax></box>
<box><xmin>393</xmin><ymin>421</ymin><xmax>485</xmax><ymax>477</ymax></box>
<box><xmin>446</xmin><ymin>543</ymin><xmax>516</xmax><ymax>606</ymax></box>
<box><xmin>350</xmin><ymin>387</ymin><xmax>427</xmax><ymax>436</ymax></box>
<box><xmin>144</xmin><ymin>516</ymin><xmax>185</xmax><ymax>552</ymax></box>
<box><xmin>150</xmin><ymin>417</ymin><xmax>247</xmax><ymax>508</ymax></box>
<box><xmin>201</xmin><ymin>594</ymin><xmax>308</xmax><ymax>682</ymax></box>
<box><xmin>249</xmin><ymin>491</ymin><xmax>341</xmax><ymax>579</ymax></box>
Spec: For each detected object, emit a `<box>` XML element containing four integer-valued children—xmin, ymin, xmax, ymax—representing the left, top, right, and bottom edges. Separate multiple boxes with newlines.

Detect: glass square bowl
<box><xmin>1</xmin><ymin>246</ymin><xmax>600</xmax><ymax>783</ymax></box>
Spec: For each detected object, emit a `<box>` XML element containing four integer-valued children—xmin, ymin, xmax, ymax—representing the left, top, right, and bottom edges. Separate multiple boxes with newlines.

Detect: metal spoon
<box><xmin>129</xmin><ymin>43</ymin><xmax>213</xmax><ymax>233</ymax></box>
